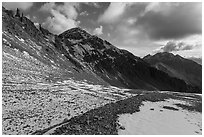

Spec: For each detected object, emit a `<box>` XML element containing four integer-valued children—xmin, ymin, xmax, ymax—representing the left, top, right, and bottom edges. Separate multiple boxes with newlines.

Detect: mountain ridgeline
<box><xmin>143</xmin><ymin>52</ymin><xmax>202</xmax><ymax>92</ymax></box>
<box><xmin>2</xmin><ymin>7</ymin><xmax>201</xmax><ymax>93</ymax></box>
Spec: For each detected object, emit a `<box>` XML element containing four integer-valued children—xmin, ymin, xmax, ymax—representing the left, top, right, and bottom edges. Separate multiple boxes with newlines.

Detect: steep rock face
<box><xmin>2</xmin><ymin>7</ymin><xmax>108</xmax><ymax>85</ymax></box>
<box><xmin>55</xmin><ymin>28</ymin><xmax>200</xmax><ymax>93</ymax></box>
<box><xmin>143</xmin><ymin>52</ymin><xmax>202</xmax><ymax>92</ymax></box>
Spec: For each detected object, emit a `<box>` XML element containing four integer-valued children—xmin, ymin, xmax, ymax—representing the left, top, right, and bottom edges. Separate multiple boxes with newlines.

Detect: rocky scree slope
<box><xmin>2</xmin><ymin>7</ymin><xmax>133</xmax><ymax>135</ymax></box>
<box><xmin>2</xmin><ymin>7</ymin><xmax>107</xmax><ymax>85</ymax></box>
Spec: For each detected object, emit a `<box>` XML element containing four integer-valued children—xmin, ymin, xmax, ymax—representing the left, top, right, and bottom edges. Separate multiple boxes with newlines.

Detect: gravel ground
<box><xmin>33</xmin><ymin>91</ymin><xmax>202</xmax><ymax>135</ymax></box>
<box><xmin>2</xmin><ymin>80</ymin><xmax>134</xmax><ymax>135</ymax></box>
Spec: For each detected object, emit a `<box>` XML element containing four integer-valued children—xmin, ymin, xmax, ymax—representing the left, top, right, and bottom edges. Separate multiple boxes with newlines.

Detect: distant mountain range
<box><xmin>2</xmin><ymin>7</ymin><xmax>201</xmax><ymax>93</ymax></box>
<box><xmin>143</xmin><ymin>52</ymin><xmax>202</xmax><ymax>92</ymax></box>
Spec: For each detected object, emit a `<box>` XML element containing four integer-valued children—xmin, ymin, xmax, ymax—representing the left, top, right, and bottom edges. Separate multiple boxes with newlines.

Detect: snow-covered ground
<box><xmin>117</xmin><ymin>99</ymin><xmax>202</xmax><ymax>135</ymax></box>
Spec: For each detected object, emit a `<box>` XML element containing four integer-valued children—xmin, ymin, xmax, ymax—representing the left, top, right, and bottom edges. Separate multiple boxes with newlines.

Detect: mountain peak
<box><xmin>155</xmin><ymin>52</ymin><xmax>174</xmax><ymax>57</ymax></box>
<box><xmin>63</xmin><ymin>27</ymin><xmax>86</xmax><ymax>33</ymax></box>
<box><xmin>144</xmin><ymin>51</ymin><xmax>202</xmax><ymax>92</ymax></box>
<box><xmin>59</xmin><ymin>27</ymin><xmax>91</xmax><ymax>40</ymax></box>
<box><xmin>148</xmin><ymin>52</ymin><xmax>184</xmax><ymax>60</ymax></box>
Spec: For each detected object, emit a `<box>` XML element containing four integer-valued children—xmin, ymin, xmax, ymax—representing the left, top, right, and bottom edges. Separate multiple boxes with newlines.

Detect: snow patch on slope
<box><xmin>117</xmin><ymin>99</ymin><xmax>202</xmax><ymax>135</ymax></box>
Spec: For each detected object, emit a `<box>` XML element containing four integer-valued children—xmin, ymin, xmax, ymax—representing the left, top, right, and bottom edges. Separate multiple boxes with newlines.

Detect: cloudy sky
<box><xmin>2</xmin><ymin>2</ymin><xmax>202</xmax><ymax>58</ymax></box>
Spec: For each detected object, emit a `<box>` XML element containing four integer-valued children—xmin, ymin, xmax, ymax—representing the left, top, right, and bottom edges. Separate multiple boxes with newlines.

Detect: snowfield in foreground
<box><xmin>118</xmin><ymin>99</ymin><xmax>202</xmax><ymax>135</ymax></box>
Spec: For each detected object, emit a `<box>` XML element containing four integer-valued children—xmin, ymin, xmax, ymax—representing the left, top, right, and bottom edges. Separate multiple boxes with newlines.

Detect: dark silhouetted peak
<box><xmin>58</xmin><ymin>27</ymin><xmax>91</xmax><ymax>40</ymax></box>
<box><xmin>65</xmin><ymin>27</ymin><xmax>87</xmax><ymax>33</ymax></box>
<box><xmin>143</xmin><ymin>54</ymin><xmax>152</xmax><ymax>60</ymax></box>
<box><xmin>175</xmin><ymin>54</ymin><xmax>184</xmax><ymax>60</ymax></box>
<box><xmin>144</xmin><ymin>52</ymin><xmax>188</xmax><ymax>62</ymax></box>
<box><xmin>144</xmin><ymin>52</ymin><xmax>200</xmax><ymax>64</ymax></box>
<box><xmin>152</xmin><ymin>52</ymin><xmax>175</xmax><ymax>59</ymax></box>
<box><xmin>144</xmin><ymin>52</ymin><xmax>202</xmax><ymax>92</ymax></box>
<box><xmin>57</xmin><ymin>27</ymin><xmax>118</xmax><ymax>50</ymax></box>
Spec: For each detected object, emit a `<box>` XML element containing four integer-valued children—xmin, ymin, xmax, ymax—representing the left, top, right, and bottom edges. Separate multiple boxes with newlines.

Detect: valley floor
<box><xmin>32</xmin><ymin>90</ymin><xmax>202</xmax><ymax>135</ymax></box>
<box><xmin>2</xmin><ymin>80</ymin><xmax>132</xmax><ymax>135</ymax></box>
<box><xmin>2</xmin><ymin>32</ymin><xmax>202</xmax><ymax>135</ymax></box>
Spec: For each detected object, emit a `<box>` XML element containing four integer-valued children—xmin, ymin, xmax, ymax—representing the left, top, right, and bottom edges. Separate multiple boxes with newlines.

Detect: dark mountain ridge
<box><xmin>2</xmin><ymin>7</ymin><xmax>201</xmax><ymax>93</ymax></box>
<box><xmin>143</xmin><ymin>52</ymin><xmax>202</xmax><ymax>92</ymax></box>
<box><xmin>2</xmin><ymin>6</ymin><xmax>108</xmax><ymax>85</ymax></box>
<box><xmin>55</xmin><ymin>28</ymin><xmax>201</xmax><ymax>93</ymax></box>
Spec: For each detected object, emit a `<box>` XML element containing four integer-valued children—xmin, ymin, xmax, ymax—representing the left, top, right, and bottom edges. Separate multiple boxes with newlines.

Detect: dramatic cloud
<box><xmin>3</xmin><ymin>2</ymin><xmax>33</xmax><ymax>10</ymax></box>
<box><xmin>141</xmin><ymin>2</ymin><xmax>178</xmax><ymax>16</ymax></box>
<box><xmin>40</xmin><ymin>2</ymin><xmax>55</xmax><ymax>12</ymax></box>
<box><xmin>40</xmin><ymin>2</ymin><xmax>80</xmax><ymax>34</ymax></box>
<box><xmin>40</xmin><ymin>2</ymin><xmax>79</xmax><ymax>19</ymax></box>
<box><xmin>136</xmin><ymin>3</ymin><xmax>202</xmax><ymax>40</ymax></box>
<box><xmin>7</xmin><ymin>2</ymin><xmax>200</xmax><ymax>57</ymax></box>
<box><xmin>42</xmin><ymin>9</ymin><xmax>80</xmax><ymax>34</ymax></box>
<box><xmin>155</xmin><ymin>41</ymin><xmax>196</xmax><ymax>53</ymax></box>
<box><xmin>98</xmin><ymin>3</ymin><xmax>130</xmax><ymax>23</ymax></box>
<box><xmin>93</xmin><ymin>26</ymin><xmax>103</xmax><ymax>35</ymax></box>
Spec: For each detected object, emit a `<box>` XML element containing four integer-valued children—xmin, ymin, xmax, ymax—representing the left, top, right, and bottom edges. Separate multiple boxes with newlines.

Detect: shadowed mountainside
<box><xmin>143</xmin><ymin>52</ymin><xmax>202</xmax><ymax>92</ymax></box>
<box><xmin>55</xmin><ymin>27</ymin><xmax>201</xmax><ymax>93</ymax></box>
